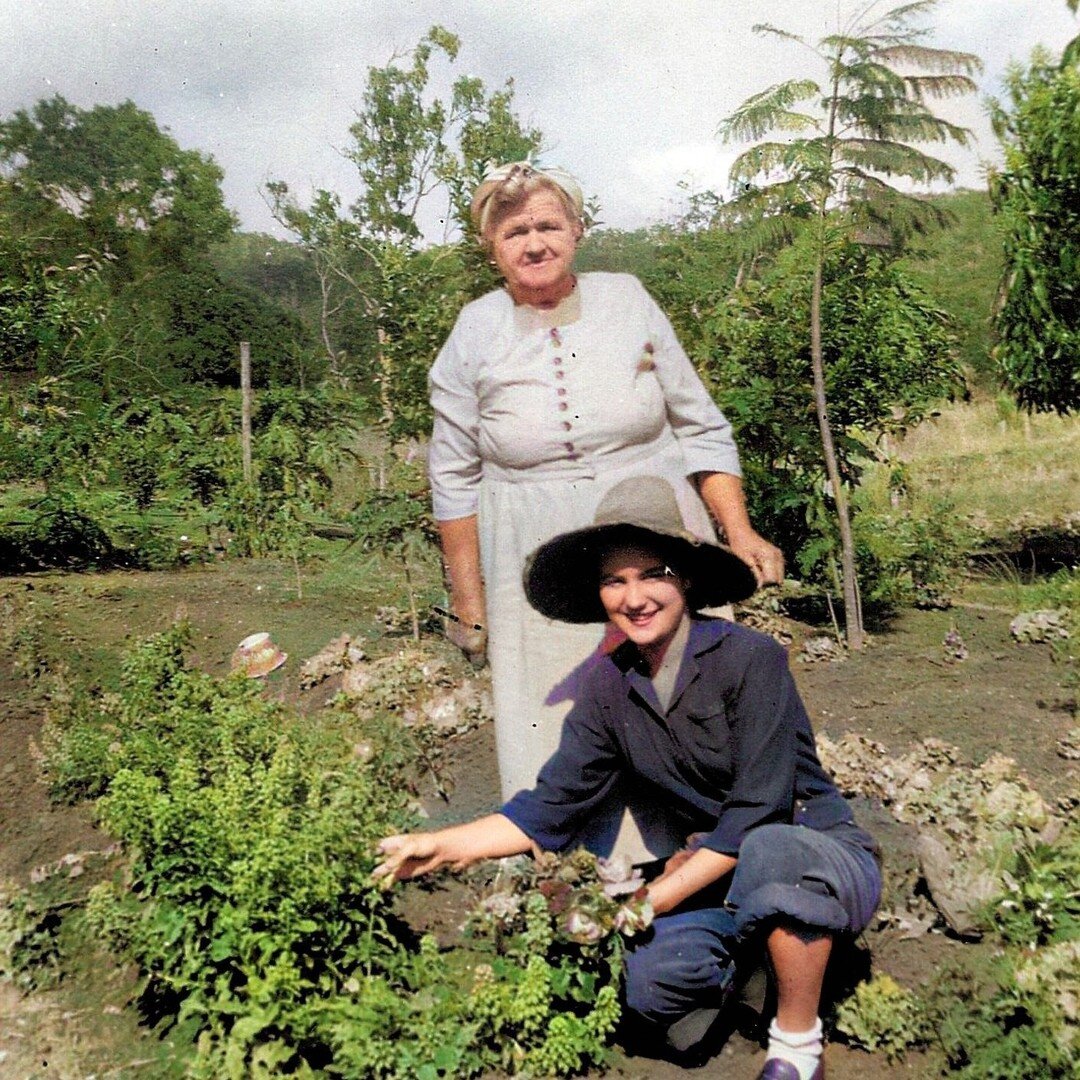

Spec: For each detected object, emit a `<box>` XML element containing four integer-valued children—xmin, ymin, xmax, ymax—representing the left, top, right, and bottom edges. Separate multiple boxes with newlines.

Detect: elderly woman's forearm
<box><xmin>694</xmin><ymin>471</ymin><xmax>785</xmax><ymax>584</ymax></box>
<box><xmin>694</xmin><ymin>471</ymin><xmax>755</xmax><ymax>538</ymax></box>
<box><xmin>438</xmin><ymin>516</ymin><xmax>486</xmax><ymax>620</ymax></box>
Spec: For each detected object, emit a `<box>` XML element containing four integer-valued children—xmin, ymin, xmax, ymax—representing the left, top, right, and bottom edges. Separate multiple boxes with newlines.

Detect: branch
<box><xmin>834</xmin><ymin>137</ymin><xmax>958</xmax><ymax>183</ymax></box>
<box><xmin>873</xmin><ymin>43</ymin><xmax>983</xmax><ymax>76</ymax></box>
<box><xmin>728</xmin><ymin>140</ymin><xmax>826</xmax><ymax>187</ymax></box>
<box><xmin>718</xmin><ymin>79</ymin><xmax>821</xmax><ymax>142</ymax></box>
<box><xmin>752</xmin><ymin>23</ymin><xmax>810</xmax><ymax>47</ymax></box>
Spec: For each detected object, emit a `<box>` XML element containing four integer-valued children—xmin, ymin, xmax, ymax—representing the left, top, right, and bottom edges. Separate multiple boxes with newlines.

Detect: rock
<box><xmin>1058</xmin><ymin>728</ymin><xmax>1080</xmax><ymax>761</ymax></box>
<box><xmin>942</xmin><ymin>628</ymin><xmax>968</xmax><ymax>662</ymax></box>
<box><xmin>299</xmin><ymin>633</ymin><xmax>366</xmax><ymax>689</ymax></box>
<box><xmin>340</xmin><ymin>664</ymin><xmax>376</xmax><ymax>698</ymax></box>
<box><xmin>417</xmin><ymin>681</ymin><xmax>493</xmax><ymax>732</ymax></box>
<box><xmin>798</xmin><ymin>635</ymin><xmax>845</xmax><ymax>663</ymax></box>
<box><xmin>337</xmin><ymin>645</ymin><xmax>490</xmax><ymax>734</ymax></box>
<box><xmin>917</xmin><ymin>830</ymin><xmax>999</xmax><ymax>938</ymax></box>
<box><xmin>1009</xmin><ymin>609</ymin><xmax>1070</xmax><ymax>644</ymax></box>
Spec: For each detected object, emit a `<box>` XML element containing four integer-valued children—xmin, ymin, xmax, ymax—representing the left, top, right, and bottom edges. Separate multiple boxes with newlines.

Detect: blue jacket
<box><xmin>502</xmin><ymin>617</ymin><xmax>855</xmax><ymax>856</ymax></box>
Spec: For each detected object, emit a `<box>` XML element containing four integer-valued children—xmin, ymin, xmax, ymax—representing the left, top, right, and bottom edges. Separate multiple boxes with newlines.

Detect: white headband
<box><xmin>477</xmin><ymin>161</ymin><xmax>584</xmax><ymax>227</ymax></box>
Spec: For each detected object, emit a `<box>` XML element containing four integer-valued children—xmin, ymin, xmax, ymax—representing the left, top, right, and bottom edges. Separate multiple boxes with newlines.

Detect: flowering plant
<box><xmin>460</xmin><ymin>847</ymin><xmax>654</xmax><ymax>1074</ymax></box>
<box><xmin>469</xmin><ymin>848</ymin><xmax>653</xmax><ymax>948</ymax></box>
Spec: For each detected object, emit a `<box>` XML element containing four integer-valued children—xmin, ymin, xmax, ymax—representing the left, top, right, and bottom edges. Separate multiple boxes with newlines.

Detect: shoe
<box><xmin>757</xmin><ymin>1059</ymin><xmax>824</xmax><ymax>1080</ymax></box>
<box><xmin>665</xmin><ymin>1006</ymin><xmax>721</xmax><ymax>1053</ymax></box>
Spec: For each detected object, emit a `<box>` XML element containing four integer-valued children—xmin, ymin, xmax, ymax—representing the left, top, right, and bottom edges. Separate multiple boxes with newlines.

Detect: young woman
<box><xmin>377</xmin><ymin>476</ymin><xmax>879</xmax><ymax>1080</ymax></box>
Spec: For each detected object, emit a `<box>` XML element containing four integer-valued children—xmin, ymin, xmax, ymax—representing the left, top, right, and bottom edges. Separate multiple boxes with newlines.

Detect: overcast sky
<box><xmin>3</xmin><ymin>1</ymin><xmax>1077</xmax><ymax>240</ymax></box>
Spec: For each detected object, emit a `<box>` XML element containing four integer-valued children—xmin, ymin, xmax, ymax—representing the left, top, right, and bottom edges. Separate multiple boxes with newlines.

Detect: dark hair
<box><xmin>594</xmin><ymin>530</ymin><xmax>702</xmax><ymax>609</ymax></box>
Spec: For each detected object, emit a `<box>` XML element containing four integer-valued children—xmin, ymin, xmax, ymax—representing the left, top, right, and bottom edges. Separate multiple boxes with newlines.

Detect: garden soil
<box><xmin>1</xmin><ymin>565</ymin><xmax>1076</xmax><ymax>1079</ymax></box>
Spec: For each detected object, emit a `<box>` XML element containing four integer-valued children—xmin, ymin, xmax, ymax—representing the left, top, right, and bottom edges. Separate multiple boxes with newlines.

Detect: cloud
<box><xmin>2</xmin><ymin>0</ymin><xmax>1076</xmax><ymax>237</ymax></box>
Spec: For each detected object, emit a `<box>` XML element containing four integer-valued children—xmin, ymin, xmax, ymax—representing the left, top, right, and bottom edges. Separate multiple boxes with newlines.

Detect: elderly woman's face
<box><xmin>489</xmin><ymin>189</ymin><xmax>580</xmax><ymax>306</ymax></box>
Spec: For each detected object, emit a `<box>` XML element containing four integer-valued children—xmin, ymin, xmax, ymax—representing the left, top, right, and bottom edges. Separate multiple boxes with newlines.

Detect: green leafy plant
<box><xmin>988</xmin><ymin>819</ymin><xmax>1080</xmax><ymax>948</ymax></box>
<box><xmin>458</xmin><ymin>848</ymin><xmax>646</xmax><ymax>1076</ymax></box>
<box><xmin>655</xmin><ymin>238</ymin><xmax>963</xmax><ymax>607</ymax></box>
<box><xmin>41</xmin><ymin>626</ymin><xmax>637</xmax><ymax>1077</ymax></box>
<box><xmin>0</xmin><ymin>880</ymin><xmax>66</xmax><ymax>991</ymax></box>
<box><xmin>990</xmin><ymin>32</ymin><xmax>1080</xmax><ymax>413</ymax></box>
<box><xmin>23</xmin><ymin>493</ymin><xmax>117</xmax><ymax>570</ymax></box>
<box><xmin>834</xmin><ymin>973</ymin><xmax>930</xmax><ymax>1060</ymax></box>
<box><xmin>927</xmin><ymin>951</ymin><xmax>1079</xmax><ymax>1078</ymax></box>
<box><xmin>267</xmin><ymin>24</ymin><xmax>542</xmax><ymax>439</ymax></box>
<box><xmin>853</xmin><ymin>494</ymin><xmax>974</xmax><ymax>611</ymax></box>
<box><xmin>349</xmin><ymin>468</ymin><xmax>440</xmax><ymax>640</ymax></box>
<box><xmin>921</xmin><ymin>817</ymin><xmax>1080</xmax><ymax>1076</ymax></box>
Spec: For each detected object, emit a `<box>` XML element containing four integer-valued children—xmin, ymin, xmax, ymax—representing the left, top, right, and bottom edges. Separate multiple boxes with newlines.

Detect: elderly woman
<box><xmin>429</xmin><ymin>161</ymin><xmax>782</xmax><ymax>859</ymax></box>
<box><xmin>377</xmin><ymin>475</ymin><xmax>881</xmax><ymax>1080</ymax></box>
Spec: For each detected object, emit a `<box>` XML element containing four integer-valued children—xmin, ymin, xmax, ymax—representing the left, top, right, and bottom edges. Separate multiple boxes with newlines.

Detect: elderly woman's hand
<box><xmin>445</xmin><ymin>616</ymin><xmax>488</xmax><ymax>670</ymax></box>
<box><xmin>694</xmin><ymin>473</ymin><xmax>785</xmax><ymax>587</ymax></box>
<box><xmin>726</xmin><ymin>530</ymin><xmax>785</xmax><ymax>587</ymax></box>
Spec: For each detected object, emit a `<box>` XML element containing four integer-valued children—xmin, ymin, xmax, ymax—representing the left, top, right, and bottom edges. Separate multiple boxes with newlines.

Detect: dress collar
<box><xmin>510</xmin><ymin>275</ymin><xmax>583</xmax><ymax>331</ymax></box>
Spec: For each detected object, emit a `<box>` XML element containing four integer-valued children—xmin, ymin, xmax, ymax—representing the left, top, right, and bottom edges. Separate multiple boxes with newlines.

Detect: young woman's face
<box><xmin>489</xmin><ymin>189</ymin><xmax>580</xmax><ymax>306</ymax></box>
<box><xmin>598</xmin><ymin>543</ymin><xmax>689</xmax><ymax>668</ymax></box>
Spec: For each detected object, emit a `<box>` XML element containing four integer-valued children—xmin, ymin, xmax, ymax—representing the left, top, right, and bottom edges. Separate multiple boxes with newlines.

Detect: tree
<box><xmin>268</xmin><ymin>26</ymin><xmax>543</xmax><ymax>435</ymax></box>
<box><xmin>717</xmin><ymin>0</ymin><xmax>980</xmax><ymax>648</ymax></box>
<box><xmin>652</xmin><ymin>237</ymin><xmax>961</xmax><ymax>599</ymax></box>
<box><xmin>153</xmin><ymin>266</ymin><xmax>312</xmax><ymax>387</ymax></box>
<box><xmin>0</xmin><ymin>231</ymin><xmax>107</xmax><ymax>374</ymax></box>
<box><xmin>0</xmin><ymin>97</ymin><xmax>289</xmax><ymax>394</ymax></box>
<box><xmin>0</xmin><ymin>96</ymin><xmax>234</xmax><ymax>278</ymax></box>
<box><xmin>990</xmin><ymin>17</ymin><xmax>1080</xmax><ymax>413</ymax></box>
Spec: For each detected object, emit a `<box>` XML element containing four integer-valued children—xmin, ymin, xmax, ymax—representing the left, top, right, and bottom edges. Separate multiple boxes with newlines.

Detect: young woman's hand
<box><xmin>373</xmin><ymin>833</ymin><xmax>446</xmax><ymax>882</ymax></box>
<box><xmin>372</xmin><ymin>815</ymin><xmax>534</xmax><ymax>886</ymax></box>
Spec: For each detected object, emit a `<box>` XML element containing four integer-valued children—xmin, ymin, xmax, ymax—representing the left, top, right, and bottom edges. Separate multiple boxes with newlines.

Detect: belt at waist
<box><xmin>481</xmin><ymin>432</ymin><xmax>680</xmax><ymax>485</ymax></box>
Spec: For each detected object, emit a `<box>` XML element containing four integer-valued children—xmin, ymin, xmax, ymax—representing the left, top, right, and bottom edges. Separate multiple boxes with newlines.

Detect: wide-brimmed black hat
<box><xmin>523</xmin><ymin>476</ymin><xmax>757</xmax><ymax>624</ymax></box>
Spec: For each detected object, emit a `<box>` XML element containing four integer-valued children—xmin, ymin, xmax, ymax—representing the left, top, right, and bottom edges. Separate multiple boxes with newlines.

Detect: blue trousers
<box><xmin>622</xmin><ymin>822</ymin><xmax>881</xmax><ymax>1026</ymax></box>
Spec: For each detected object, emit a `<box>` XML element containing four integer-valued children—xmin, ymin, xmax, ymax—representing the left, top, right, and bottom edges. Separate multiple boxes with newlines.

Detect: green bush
<box><xmin>23</xmin><ymin>496</ymin><xmax>117</xmax><ymax>570</ymax></box>
<box><xmin>928</xmin><ymin>952</ymin><xmax>1079</xmax><ymax>1078</ymax></box>
<box><xmin>988</xmin><ymin>819</ymin><xmax>1080</xmax><ymax>949</ymax></box>
<box><xmin>42</xmin><ymin>625</ymin><xmax>637</xmax><ymax>1077</ymax></box>
<box><xmin>924</xmin><ymin>819</ymin><xmax>1080</xmax><ymax>1076</ymax></box>
<box><xmin>834</xmin><ymin>973</ymin><xmax>930</xmax><ymax>1060</ymax></box>
<box><xmin>0</xmin><ymin>880</ymin><xmax>66</xmax><ymax>991</ymax></box>
<box><xmin>852</xmin><ymin>496</ymin><xmax>975</xmax><ymax>611</ymax></box>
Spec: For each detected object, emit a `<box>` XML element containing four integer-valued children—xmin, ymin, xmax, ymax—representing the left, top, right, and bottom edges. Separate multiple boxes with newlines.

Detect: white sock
<box><xmin>766</xmin><ymin>1017</ymin><xmax>824</xmax><ymax>1080</ymax></box>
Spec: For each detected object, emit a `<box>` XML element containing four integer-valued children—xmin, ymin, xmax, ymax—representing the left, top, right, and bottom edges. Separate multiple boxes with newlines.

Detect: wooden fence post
<box><xmin>240</xmin><ymin>341</ymin><xmax>252</xmax><ymax>484</ymax></box>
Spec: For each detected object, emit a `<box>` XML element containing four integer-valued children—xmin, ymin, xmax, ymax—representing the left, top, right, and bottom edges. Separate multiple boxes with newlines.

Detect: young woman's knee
<box><xmin>622</xmin><ymin>916</ymin><xmax>736</xmax><ymax>1023</ymax></box>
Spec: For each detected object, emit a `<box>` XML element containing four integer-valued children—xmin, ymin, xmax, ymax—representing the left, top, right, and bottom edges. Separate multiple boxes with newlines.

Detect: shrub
<box><xmin>924</xmin><ymin>818</ymin><xmax>1080</xmax><ymax>1076</ymax></box>
<box><xmin>928</xmin><ymin>952</ymin><xmax>1079</xmax><ymax>1078</ymax></box>
<box><xmin>834</xmin><ymin>973</ymin><xmax>930</xmax><ymax>1060</ymax></box>
<box><xmin>853</xmin><ymin>495</ymin><xmax>975</xmax><ymax>611</ymax></box>
<box><xmin>43</xmin><ymin>626</ymin><xmax>638</xmax><ymax>1076</ymax></box>
<box><xmin>24</xmin><ymin>496</ymin><xmax>117</xmax><ymax>570</ymax></box>
<box><xmin>0</xmin><ymin>880</ymin><xmax>65</xmax><ymax>991</ymax></box>
<box><xmin>988</xmin><ymin>819</ymin><xmax>1080</xmax><ymax>950</ymax></box>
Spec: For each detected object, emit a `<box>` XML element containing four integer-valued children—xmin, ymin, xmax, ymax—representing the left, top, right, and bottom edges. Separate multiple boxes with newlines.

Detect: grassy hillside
<box><xmin>863</xmin><ymin>395</ymin><xmax>1080</xmax><ymax>548</ymax></box>
<box><xmin>897</xmin><ymin>189</ymin><xmax>1004</xmax><ymax>383</ymax></box>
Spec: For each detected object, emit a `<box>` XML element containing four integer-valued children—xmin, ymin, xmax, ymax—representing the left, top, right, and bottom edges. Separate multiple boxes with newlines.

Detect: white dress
<box><xmin>428</xmin><ymin>272</ymin><xmax>742</xmax><ymax>858</ymax></box>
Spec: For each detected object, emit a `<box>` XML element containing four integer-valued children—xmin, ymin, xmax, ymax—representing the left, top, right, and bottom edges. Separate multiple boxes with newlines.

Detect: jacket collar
<box><xmin>611</xmin><ymin>616</ymin><xmax>734</xmax><ymax>714</ymax></box>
